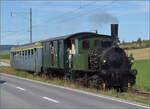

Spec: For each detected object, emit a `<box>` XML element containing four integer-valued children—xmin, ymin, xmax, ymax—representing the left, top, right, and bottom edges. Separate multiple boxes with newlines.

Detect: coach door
<box><xmin>71</xmin><ymin>40</ymin><xmax>75</xmax><ymax>68</ymax></box>
<box><xmin>34</xmin><ymin>48</ymin><xmax>37</xmax><ymax>72</ymax></box>
<box><xmin>53</xmin><ymin>41</ymin><xmax>59</xmax><ymax>68</ymax></box>
<box><xmin>50</xmin><ymin>42</ymin><xmax>54</xmax><ymax>67</ymax></box>
<box><xmin>58</xmin><ymin>40</ymin><xmax>64</xmax><ymax>68</ymax></box>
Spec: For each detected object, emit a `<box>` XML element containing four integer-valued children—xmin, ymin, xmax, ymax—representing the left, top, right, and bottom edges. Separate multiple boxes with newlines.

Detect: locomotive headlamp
<box><xmin>129</xmin><ymin>54</ymin><xmax>134</xmax><ymax>64</ymax></box>
<box><xmin>103</xmin><ymin>59</ymin><xmax>106</xmax><ymax>63</ymax></box>
<box><xmin>130</xmin><ymin>59</ymin><xmax>134</xmax><ymax>63</ymax></box>
<box><xmin>129</xmin><ymin>57</ymin><xmax>134</xmax><ymax>64</ymax></box>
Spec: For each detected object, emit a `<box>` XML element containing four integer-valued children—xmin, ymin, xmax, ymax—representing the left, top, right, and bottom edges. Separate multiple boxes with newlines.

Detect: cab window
<box><xmin>102</xmin><ymin>40</ymin><xmax>112</xmax><ymax>48</ymax></box>
<box><xmin>94</xmin><ymin>40</ymin><xmax>101</xmax><ymax>47</ymax></box>
<box><xmin>82</xmin><ymin>40</ymin><xmax>89</xmax><ymax>50</ymax></box>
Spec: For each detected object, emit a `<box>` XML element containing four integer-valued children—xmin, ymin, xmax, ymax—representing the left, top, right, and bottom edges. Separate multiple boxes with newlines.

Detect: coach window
<box><xmin>34</xmin><ymin>48</ymin><xmax>37</xmax><ymax>52</ymax></box>
<box><xmin>28</xmin><ymin>50</ymin><xmax>30</xmax><ymax>55</ymax></box>
<box><xmin>11</xmin><ymin>52</ymin><xmax>14</xmax><ymax>56</ymax></box>
<box><xmin>31</xmin><ymin>49</ymin><xmax>33</xmax><ymax>55</ymax></box>
<box><xmin>14</xmin><ymin>52</ymin><xmax>16</xmax><ymax>56</ymax></box>
<box><xmin>15</xmin><ymin>52</ymin><xmax>18</xmax><ymax>56</ymax></box>
<box><xmin>22</xmin><ymin>51</ymin><xmax>24</xmax><ymax>56</ymax></box>
<box><xmin>20</xmin><ymin>51</ymin><xmax>22</xmax><ymax>56</ymax></box>
<box><xmin>25</xmin><ymin>50</ymin><xmax>27</xmax><ymax>55</ymax></box>
<box><xmin>82</xmin><ymin>40</ymin><xmax>89</xmax><ymax>50</ymax></box>
<box><xmin>16</xmin><ymin>52</ymin><xmax>18</xmax><ymax>56</ymax></box>
<box><xmin>19</xmin><ymin>51</ymin><xmax>21</xmax><ymax>56</ymax></box>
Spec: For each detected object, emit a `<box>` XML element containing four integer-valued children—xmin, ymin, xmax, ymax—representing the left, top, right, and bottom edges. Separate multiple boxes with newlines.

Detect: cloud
<box><xmin>108</xmin><ymin>1</ymin><xmax>149</xmax><ymax>16</ymax></box>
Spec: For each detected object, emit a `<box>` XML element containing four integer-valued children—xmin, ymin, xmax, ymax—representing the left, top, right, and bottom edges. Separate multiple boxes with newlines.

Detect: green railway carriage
<box><xmin>40</xmin><ymin>32</ymin><xmax>112</xmax><ymax>73</ymax></box>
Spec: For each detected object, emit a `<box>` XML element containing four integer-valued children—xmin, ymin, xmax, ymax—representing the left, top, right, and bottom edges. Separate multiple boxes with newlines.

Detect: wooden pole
<box><xmin>30</xmin><ymin>8</ymin><xmax>32</xmax><ymax>43</ymax></box>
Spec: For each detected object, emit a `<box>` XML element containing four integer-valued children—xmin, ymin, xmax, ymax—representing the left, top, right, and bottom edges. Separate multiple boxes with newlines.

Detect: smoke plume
<box><xmin>89</xmin><ymin>12</ymin><xmax>119</xmax><ymax>27</ymax></box>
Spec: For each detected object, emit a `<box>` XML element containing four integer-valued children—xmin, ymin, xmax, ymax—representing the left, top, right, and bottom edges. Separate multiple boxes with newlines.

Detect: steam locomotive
<box><xmin>10</xmin><ymin>24</ymin><xmax>137</xmax><ymax>92</ymax></box>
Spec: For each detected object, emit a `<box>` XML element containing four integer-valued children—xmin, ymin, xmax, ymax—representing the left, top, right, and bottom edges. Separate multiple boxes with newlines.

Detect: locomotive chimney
<box><xmin>111</xmin><ymin>24</ymin><xmax>119</xmax><ymax>45</ymax></box>
<box><xmin>96</xmin><ymin>30</ymin><xmax>98</xmax><ymax>34</ymax></box>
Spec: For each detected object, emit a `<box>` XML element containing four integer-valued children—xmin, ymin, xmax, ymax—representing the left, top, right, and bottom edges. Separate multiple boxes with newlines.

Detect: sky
<box><xmin>1</xmin><ymin>1</ymin><xmax>149</xmax><ymax>45</ymax></box>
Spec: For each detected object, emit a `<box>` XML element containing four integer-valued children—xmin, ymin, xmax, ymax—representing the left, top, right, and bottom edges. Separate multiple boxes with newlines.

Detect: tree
<box><xmin>137</xmin><ymin>38</ymin><xmax>142</xmax><ymax>47</ymax></box>
<box><xmin>122</xmin><ymin>40</ymin><xmax>125</xmax><ymax>45</ymax></box>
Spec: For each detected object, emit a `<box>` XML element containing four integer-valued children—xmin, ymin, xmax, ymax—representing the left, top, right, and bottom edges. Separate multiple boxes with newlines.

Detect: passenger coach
<box><xmin>11</xmin><ymin>32</ymin><xmax>109</xmax><ymax>73</ymax></box>
<box><xmin>10</xmin><ymin>42</ymin><xmax>43</xmax><ymax>72</ymax></box>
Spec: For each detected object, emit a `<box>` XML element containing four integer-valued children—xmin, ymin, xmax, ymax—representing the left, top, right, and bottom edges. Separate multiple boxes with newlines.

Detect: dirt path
<box><xmin>0</xmin><ymin>62</ymin><xmax>10</xmax><ymax>66</ymax></box>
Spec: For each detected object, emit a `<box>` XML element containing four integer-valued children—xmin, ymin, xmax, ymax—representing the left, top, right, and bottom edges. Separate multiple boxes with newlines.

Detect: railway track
<box><xmin>128</xmin><ymin>89</ymin><xmax>150</xmax><ymax>97</ymax></box>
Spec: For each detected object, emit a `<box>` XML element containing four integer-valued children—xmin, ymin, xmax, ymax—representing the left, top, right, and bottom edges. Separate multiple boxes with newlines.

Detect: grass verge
<box><xmin>0</xmin><ymin>59</ymin><xmax>10</xmax><ymax>64</ymax></box>
<box><xmin>0</xmin><ymin>66</ymin><xmax>150</xmax><ymax>105</ymax></box>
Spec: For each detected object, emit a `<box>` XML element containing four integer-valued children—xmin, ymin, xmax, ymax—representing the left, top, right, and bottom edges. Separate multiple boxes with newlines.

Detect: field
<box><xmin>125</xmin><ymin>48</ymin><xmax>150</xmax><ymax>60</ymax></box>
<box><xmin>0</xmin><ymin>50</ymin><xmax>10</xmax><ymax>54</ymax></box>
<box><xmin>0</xmin><ymin>53</ymin><xmax>10</xmax><ymax>59</ymax></box>
<box><xmin>132</xmin><ymin>59</ymin><xmax>150</xmax><ymax>91</ymax></box>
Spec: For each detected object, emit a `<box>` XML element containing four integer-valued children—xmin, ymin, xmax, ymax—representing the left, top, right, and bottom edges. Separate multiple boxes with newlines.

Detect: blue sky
<box><xmin>1</xmin><ymin>1</ymin><xmax>149</xmax><ymax>45</ymax></box>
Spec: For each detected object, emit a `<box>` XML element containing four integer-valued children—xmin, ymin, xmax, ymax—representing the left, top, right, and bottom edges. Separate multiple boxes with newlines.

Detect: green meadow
<box><xmin>0</xmin><ymin>53</ymin><xmax>10</xmax><ymax>59</ymax></box>
<box><xmin>132</xmin><ymin>59</ymin><xmax>150</xmax><ymax>91</ymax></box>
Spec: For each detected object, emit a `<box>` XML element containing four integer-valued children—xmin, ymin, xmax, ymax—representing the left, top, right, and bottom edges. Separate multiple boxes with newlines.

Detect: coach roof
<box><xmin>11</xmin><ymin>32</ymin><xmax>110</xmax><ymax>50</ymax></box>
<box><xmin>40</xmin><ymin>32</ymin><xmax>109</xmax><ymax>42</ymax></box>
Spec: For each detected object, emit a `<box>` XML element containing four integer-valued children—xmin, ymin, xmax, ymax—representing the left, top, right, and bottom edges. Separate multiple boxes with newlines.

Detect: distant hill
<box><xmin>0</xmin><ymin>45</ymin><xmax>15</xmax><ymax>54</ymax></box>
<box><xmin>120</xmin><ymin>40</ymin><xmax>150</xmax><ymax>50</ymax></box>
